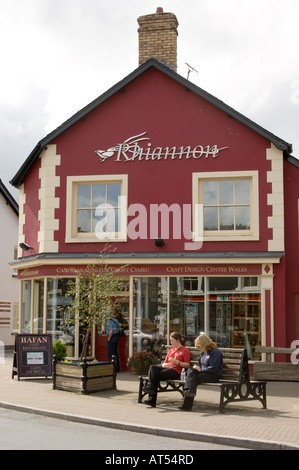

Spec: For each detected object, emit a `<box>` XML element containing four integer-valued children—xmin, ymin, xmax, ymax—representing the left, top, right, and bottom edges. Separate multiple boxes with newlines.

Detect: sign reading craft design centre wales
<box><xmin>12</xmin><ymin>334</ymin><xmax>53</xmax><ymax>380</ymax></box>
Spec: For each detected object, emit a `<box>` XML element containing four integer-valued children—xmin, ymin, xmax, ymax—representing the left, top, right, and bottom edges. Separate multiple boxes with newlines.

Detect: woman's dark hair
<box><xmin>170</xmin><ymin>331</ymin><xmax>185</xmax><ymax>345</ymax></box>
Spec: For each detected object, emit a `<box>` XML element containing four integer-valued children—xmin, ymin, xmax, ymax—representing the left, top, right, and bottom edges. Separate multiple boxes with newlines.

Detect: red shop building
<box><xmin>10</xmin><ymin>10</ymin><xmax>299</xmax><ymax>369</ymax></box>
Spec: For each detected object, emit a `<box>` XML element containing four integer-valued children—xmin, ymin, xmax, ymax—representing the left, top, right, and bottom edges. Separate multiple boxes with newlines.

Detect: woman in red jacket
<box><xmin>143</xmin><ymin>331</ymin><xmax>191</xmax><ymax>407</ymax></box>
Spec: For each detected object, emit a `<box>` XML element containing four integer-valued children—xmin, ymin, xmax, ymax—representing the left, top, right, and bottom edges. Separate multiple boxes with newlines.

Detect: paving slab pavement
<box><xmin>0</xmin><ymin>355</ymin><xmax>299</xmax><ymax>450</ymax></box>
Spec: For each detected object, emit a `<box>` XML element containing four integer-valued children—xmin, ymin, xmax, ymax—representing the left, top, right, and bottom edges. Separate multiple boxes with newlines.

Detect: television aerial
<box><xmin>185</xmin><ymin>63</ymin><xmax>198</xmax><ymax>80</ymax></box>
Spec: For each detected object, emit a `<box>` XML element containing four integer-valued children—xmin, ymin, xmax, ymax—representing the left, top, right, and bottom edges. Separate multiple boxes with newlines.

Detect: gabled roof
<box><xmin>0</xmin><ymin>179</ymin><xmax>18</xmax><ymax>215</ymax></box>
<box><xmin>10</xmin><ymin>59</ymin><xmax>293</xmax><ymax>187</ymax></box>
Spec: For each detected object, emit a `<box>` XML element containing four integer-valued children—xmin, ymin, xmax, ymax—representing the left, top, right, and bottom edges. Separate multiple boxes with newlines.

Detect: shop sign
<box><xmin>18</xmin><ymin>263</ymin><xmax>262</xmax><ymax>279</ymax></box>
<box><xmin>95</xmin><ymin>132</ymin><xmax>229</xmax><ymax>163</ymax></box>
<box><xmin>12</xmin><ymin>334</ymin><xmax>53</xmax><ymax>380</ymax></box>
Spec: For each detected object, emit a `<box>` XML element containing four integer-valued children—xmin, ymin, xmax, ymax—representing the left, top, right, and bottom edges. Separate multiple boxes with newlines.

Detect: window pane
<box><xmin>208</xmin><ymin>277</ymin><xmax>238</xmax><ymax>291</ymax></box>
<box><xmin>169</xmin><ymin>277</ymin><xmax>205</xmax><ymax>346</ymax></box>
<box><xmin>21</xmin><ymin>280</ymin><xmax>31</xmax><ymax>333</ymax></box>
<box><xmin>219</xmin><ymin>180</ymin><xmax>233</xmax><ymax>204</ymax></box>
<box><xmin>204</xmin><ymin>207</ymin><xmax>218</xmax><ymax>230</ymax></box>
<box><xmin>47</xmin><ymin>278</ymin><xmax>75</xmax><ymax>344</ymax></box>
<box><xmin>92</xmin><ymin>184</ymin><xmax>106</xmax><ymax>207</ymax></box>
<box><xmin>235</xmin><ymin>180</ymin><xmax>250</xmax><ymax>204</ymax></box>
<box><xmin>107</xmin><ymin>208</ymin><xmax>119</xmax><ymax>232</ymax></box>
<box><xmin>203</xmin><ymin>181</ymin><xmax>217</xmax><ymax>204</ymax></box>
<box><xmin>220</xmin><ymin>206</ymin><xmax>234</xmax><ymax>230</ymax></box>
<box><xmin>77</xmin><ymin>185</ymin><xmax>91</xmax><ymax>208</ymax></box>
<box><xmin>93</xmin><ymin>209</ymin><xmax>107</xmax><ymax>233</ymax></box>
<box><xmin>133</xmin><ymin>277</ymin><xmax>167</xmax><ymax>356</ymax></box>
<box><xmin>107</xmin><ymin>183</ymin><xmax>121</xmax><ymax>207</ymax></box>
<box><xmin>77</xmin><ymin>209</ymin><xmax>91</xmax><ymax>232</ymax></box>
<box><xmin>236</xmin><ymin>206</ymin><xmax>250</xmax><ymax>230</ymax></box>
<box><xmin>33</xmin><ymin>280</ymin><xmax>44</xmax><ymax>334</ymax></box>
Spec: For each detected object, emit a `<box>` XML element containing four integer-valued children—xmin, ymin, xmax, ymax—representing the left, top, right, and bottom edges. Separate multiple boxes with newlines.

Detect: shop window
<box><xmin>21</xmin><ymin>280</ymin><xmax>31</xmax><ymax>333</ymax></box>
<box><xmin>66</xmin><ymin>175</ymin><xmax>128</xmax><ymax>243</ymax></box>
<box><xmin>206</xmin><ymin>277</ymin><xmax>261</xmax><ymax>359</ymax></box>
<box><xmin>47</xmin><ymin>278</ymin><xmax>75</xmax><ymax>344</ymax></box>
<box><xmin>169</xmin><ymin>276</ymin><xmax>261</xmax><ymax>358</ymax></box>
<box><xmin>33</xmin><ymin>279</ymin><xmax>44</xmax><ymax>334</ymax></box>
<box><xmin>133</xmin><ymin>277</ymin><xmax>167</xmax><ymax>356</ymax></box>
<box><xmin>192</xmin><ymin>171</ymin><xmax>259</xmax><ymax>241</ymax></box>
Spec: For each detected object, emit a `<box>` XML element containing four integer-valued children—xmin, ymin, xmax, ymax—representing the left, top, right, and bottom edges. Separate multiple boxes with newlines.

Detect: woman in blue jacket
<box><xmin>179</xmin><ymin>334</ymin><xmax>223</xmax><ymax>411</ymax></box>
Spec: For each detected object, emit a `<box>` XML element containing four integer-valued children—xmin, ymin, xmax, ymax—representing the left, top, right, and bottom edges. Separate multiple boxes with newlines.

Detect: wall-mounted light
<box><xmin>154</xmin><ymin>238</ymin><xmax>165</xmax><ymax>247</ymax></box>
<box><xmin>19</xmin><ymin>242</ymin><xmax>33</xmax><ymax>251</ymax></box>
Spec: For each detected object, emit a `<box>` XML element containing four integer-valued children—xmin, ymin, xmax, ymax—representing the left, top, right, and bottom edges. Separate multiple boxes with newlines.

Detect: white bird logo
<box><xmin>95</xmin><ymin>132</ymin><xmax>149</xmax><ymax>162</ymax></box>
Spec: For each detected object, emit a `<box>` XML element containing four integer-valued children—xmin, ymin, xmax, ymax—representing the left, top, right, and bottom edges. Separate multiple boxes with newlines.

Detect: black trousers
<box><xmin>185</xmin><ymin>368</ymin><xmax>220</xmax><ymax>394</ymax></box>
<box><xmin>181</xmin><ymin>368</ymin><xmax>220</xmax><ymax>410</ymax></box>
<box><xmin>146</xmin><ymin>365</ymin><xmax>180</xmax><ymax>406</ymax></box>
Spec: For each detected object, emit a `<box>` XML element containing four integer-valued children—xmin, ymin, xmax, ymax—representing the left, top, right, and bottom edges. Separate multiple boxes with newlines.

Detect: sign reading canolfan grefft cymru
<box><xmin>95</xmin><ymin>132</ymin><xmax>229</xmax><ymax>162</ymax></box>
<box><xmin>12</xmin><ymin>334</ymin><xmax>53</xmax><ymax>380</ymax></box>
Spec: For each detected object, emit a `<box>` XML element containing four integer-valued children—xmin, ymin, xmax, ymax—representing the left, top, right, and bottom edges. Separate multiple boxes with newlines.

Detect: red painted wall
<box><xmin>47</xmin><ymin>67</ymin><xmax>273</xmax><ymax>254</ymax></box>
<box><xmin>284</xmin><ymin>159</ymin><xmax>299</xmax><ymax>345</ymax></box>
<box><xmin>22</xmin><ymin>158</ymin><xmax>41</xmax><ymax>255</ymax></box>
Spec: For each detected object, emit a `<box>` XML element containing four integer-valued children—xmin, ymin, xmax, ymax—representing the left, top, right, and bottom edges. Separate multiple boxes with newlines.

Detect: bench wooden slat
<box><xmin>255</xmin><ymin>346</ymin><xmax>297</xmax><ymax>354</ymax></box>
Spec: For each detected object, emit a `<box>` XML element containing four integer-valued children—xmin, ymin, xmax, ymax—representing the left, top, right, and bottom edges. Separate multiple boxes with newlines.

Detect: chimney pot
<box><xmin>156</xmin><ymin>7</ymin><xmax>163</xmax><ymax>13</ymax></box>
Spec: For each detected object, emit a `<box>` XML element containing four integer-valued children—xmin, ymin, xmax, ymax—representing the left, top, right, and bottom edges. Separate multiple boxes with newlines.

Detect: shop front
<box><xmin>17</xmin><ymin>258</ymin><xmax>278</xmax><ymax>369</ymax></box>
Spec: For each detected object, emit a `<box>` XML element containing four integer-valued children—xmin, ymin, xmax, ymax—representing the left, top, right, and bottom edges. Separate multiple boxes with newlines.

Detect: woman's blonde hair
<box><xmin>195</xmin><ymin>334</ymin><xmax>217</xmax><ymax>351</ymax></box>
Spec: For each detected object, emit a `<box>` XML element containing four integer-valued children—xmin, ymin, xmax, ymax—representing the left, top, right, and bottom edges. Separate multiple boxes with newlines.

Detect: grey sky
<box><xmin>1</xmin><ymin>0</ymin><xmax>298</xmax><ymax>201</ymax></box>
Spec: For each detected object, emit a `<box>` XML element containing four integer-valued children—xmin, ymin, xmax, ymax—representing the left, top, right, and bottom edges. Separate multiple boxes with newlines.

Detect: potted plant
<box><xmin>52</xmin><ymin>248</ymin><xmax>127</xmax><ymax>394</ymax></box>
<box><xmin>127</xmin><ymin>350</ymin><xmax>159</xmax><ymax>375</ymax></box>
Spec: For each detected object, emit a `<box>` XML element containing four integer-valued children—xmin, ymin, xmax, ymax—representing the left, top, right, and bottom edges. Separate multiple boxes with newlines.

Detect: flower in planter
<box><xmin>127</xmin><ymin>350</ymin><xmax>159</xmax><ymax>373</ymax></box>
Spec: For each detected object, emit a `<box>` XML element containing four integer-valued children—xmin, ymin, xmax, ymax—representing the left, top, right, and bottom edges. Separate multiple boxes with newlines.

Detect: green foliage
<box><xmin>53</xmin><ymin>340</ymin><xmax>67</xmax><ymax>361</ymax></box>
<box><xmin>63</xmin><ymin>248</ymin><xmax>127</xmax><ymax>360</ymax></box>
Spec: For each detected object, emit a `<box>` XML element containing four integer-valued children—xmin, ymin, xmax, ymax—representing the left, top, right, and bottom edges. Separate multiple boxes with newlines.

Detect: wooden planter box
<box><xmin>53</xmin><ymin>357</ymin><xmax>116</xmax><ymax>394</ymax></box>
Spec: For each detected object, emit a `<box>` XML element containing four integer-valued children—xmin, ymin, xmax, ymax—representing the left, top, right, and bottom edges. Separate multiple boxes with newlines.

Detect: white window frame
<box><xmin>192</xmin><ymin>171</ymin><xmax>259</xmax><ymax>242</ymax></box>
<box><xmin>65</xmin><ymin>174</ymin><xmax>128</xmax><ymax>243</ymax></box>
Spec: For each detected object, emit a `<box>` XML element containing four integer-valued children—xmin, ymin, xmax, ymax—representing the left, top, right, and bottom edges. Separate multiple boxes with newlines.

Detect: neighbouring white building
<box><xmin>0</xmin><ymin>179</ymin><xmax>19</xmax><ymax>349</ymax></box>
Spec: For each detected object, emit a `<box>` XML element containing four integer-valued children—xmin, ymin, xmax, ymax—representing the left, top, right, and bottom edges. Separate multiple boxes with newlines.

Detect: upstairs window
<box><xmin>192</xmin><ymin>171</ymin><xmax>259</xmax><ymax>241</ymax></box>
<box><xmin>203</xmin><ymin>179</ymin><xmax>250</xmax><ymax>231</ymax></box>
<box><xmin>66</xmin><ymin>175</ymin><xmax>128</xmax><ymax>243</ymax></box>
<box><xmin>77</xmin><ymin>183</ymin><xmax>121</xmax><ymax>234</ymax></box>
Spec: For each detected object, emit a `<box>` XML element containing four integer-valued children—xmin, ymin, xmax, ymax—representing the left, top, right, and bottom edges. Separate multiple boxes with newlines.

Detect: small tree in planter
<box><xmin>53</xmin><ymin>251</ymin><xmax>128</xmax><ymax>394</ymax></box>
<box><xmin>63</xmin><ymin>249</ymin><xmax>127</xmax><ymax>361</ymax></box>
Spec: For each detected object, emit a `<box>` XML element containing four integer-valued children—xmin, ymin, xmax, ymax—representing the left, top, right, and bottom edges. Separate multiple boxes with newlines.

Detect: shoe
<box><xmin>178</xmin><ymin>406</ymin><xmax>192</xmax><ymax>411</ymax></box>
<box><xmin>144</xmin><ymin>398</ymin><xmax>156</xmax><ymax>408</ymax></box>
<box><xmin>143</xmin><ymin>385</ymin><xmax>155</xmax><ymax>394</ymax></box>
<box><xmin>143</xmin><ymin>398</ymin><xmax>153</xmax><ymax>405</ymax></box>
<box><xmin>184</xmin><ymin>390</ymin><xmax>196</xmax><ymax>397</ymax></box>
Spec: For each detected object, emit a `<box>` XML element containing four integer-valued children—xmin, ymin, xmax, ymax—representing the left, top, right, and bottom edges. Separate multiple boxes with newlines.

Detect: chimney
<box><xmin>137</xmin><ymin>8</ymin><xmax>179</xmax><ymax>72</ymax></box>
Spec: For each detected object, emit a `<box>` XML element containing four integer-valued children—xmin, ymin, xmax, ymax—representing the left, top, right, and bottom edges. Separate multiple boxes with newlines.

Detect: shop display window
<box><xmin>20</xmin><ymin>273</ymin><xmax>262</xmax><ymax>362</ymax></box>
<box><xmin>46</xmin><ymin>278</ymin><xmax>75</xmax><ymax>344</ymax></box>
<box><xmin>170</xmin><ymin>276</ymin><xmax>261</xmax><ymax>358</ymax></box>
<box><xmin>133</xmin><ymin>277</ymin><xmax>167</xmax><ymax>356</ymax></box>
<box><xmin>33</xmin><ymin>279</ymin><xmax>44</xmax><ymax>334</ymax></box>
<box><xmin>21</xmin><ymin>280</ymin><xmax>31</xmax><ymax>333</ymax></box>
<box><xmin>169</xmin><ymin>277</ymin><xmax>204</xmax><ymax>346</ymax></box>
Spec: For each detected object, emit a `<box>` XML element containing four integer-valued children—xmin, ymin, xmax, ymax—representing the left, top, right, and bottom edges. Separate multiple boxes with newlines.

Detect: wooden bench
<box><xmin>253</xmin><ymin>346</ymin><xmax>299</xmax><ymax>382</ymax></box>
<box><xmin>138</xmin><ymin>345</ymin><xmax>267</xmax><ymax>413</ymax></box>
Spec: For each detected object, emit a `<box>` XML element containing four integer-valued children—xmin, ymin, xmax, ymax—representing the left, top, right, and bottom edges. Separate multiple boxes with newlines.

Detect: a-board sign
<box><xmin>12</xmin><ymin>334</ymin><xmax>53</xmax><ymax>380</ymax></box>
